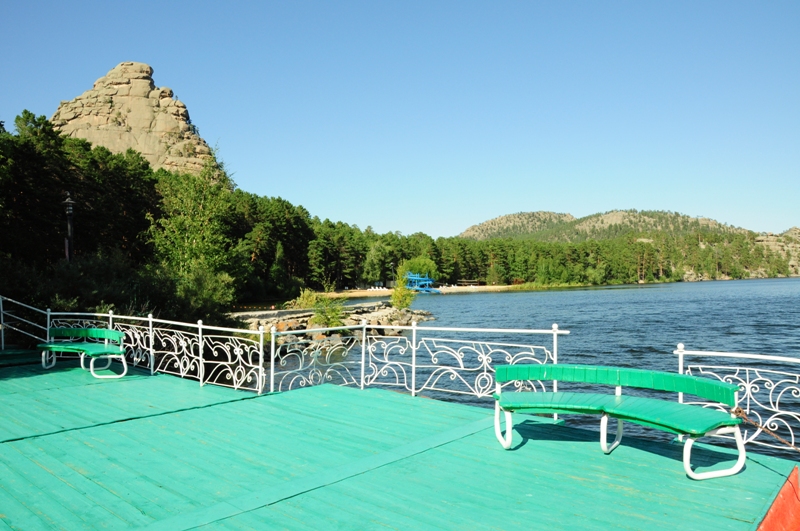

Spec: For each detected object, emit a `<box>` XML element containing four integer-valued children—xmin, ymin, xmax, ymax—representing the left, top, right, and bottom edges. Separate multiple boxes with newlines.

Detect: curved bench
<box><xmin>38</xmin><ymin>328</ymin><xmax>127</xmax><ymax>379</ymax></box>
<box><xmin>493</xmin><ymin>364</ymin><xmax>745</xmax><ymax>480</ymax></box>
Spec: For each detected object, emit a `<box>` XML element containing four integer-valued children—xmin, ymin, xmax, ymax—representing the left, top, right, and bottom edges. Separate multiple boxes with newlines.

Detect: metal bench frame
<box><xmin>39</xmin><ymin>327</ymin><xmax>127</xmax><ymax>379</ymax></box>
<box><xmin>493</xmin><ymin>364</ymin><xmax>746</xmax><ymax>480</ymax></box>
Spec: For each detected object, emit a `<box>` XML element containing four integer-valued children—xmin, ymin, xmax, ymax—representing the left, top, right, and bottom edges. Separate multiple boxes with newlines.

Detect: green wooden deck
<box><xmin>0</xmin><ymin>348</ymin><xmax>39</xmax><ymax>368</ymax></box>
<box><xmin>0</xmin><ymin>360</ymin><xmax>795</xmax><ymax>530</ymax></box>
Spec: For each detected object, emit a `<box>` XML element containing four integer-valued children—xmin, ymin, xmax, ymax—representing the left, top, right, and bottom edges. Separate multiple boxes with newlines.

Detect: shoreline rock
<box><xmin>236</xmin><ymin>301</ymin><xmax>434</xmax><ymax>343</ymax></box>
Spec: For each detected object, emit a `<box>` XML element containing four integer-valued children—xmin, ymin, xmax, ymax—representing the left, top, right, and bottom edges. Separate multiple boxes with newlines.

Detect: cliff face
<box><xmin>51</xmin><ymin>62</ymin><xmax>212</xmax><ymax>174</ymax></box>
<box><xmin>756</xmin><ymin>227</ymin><xmax>800</xmax><ymax>276</ymax></box>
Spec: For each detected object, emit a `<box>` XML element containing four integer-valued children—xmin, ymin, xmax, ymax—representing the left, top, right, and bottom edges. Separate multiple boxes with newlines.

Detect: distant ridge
<box><xmin>459</xmin><ymin>210</ymin><xmax>751</xmax><ymax>242</ymax></box>
<box><xmin>459</xmin><ymin>212</ymin><xmax>576</xmax><ymax>240</ymax></box>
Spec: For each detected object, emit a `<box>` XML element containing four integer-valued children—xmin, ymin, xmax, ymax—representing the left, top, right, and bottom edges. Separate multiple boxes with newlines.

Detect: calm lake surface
<box><xmin>354</xmin><ymin>279</ymin><xmax>800</xmax><ymax>454</ymax></box>
<box><xmin>408</xmin><ymin>277</ymin><xmax>800</xmax><ymax>372</ymax></box>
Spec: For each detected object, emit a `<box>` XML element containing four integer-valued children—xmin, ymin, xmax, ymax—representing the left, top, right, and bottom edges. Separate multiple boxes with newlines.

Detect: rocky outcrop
<box><xmin>755</xmin><ymin>228</ymin><xmax>800</xmax><ymax>276</ymax></box>
<box><xmin>681</xmin><ymin>227</ymin><xmax>800</xmax><ymax>280</ymax></box>
<box><xmin>51</xmin><ymin>62</ymin><xmax>212</xmax><ymax>174</ymax></box>
<box><xmin>237</xmin><ymin>301</ymin><xmax>434</xmax><ymax>343</ymax></box>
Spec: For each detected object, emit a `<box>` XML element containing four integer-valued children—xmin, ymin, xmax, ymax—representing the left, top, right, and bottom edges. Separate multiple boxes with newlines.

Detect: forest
<box><xmin>0</xmin><ymin>112</ymin><xmax>792</xmax><ymax>323</ymax></box>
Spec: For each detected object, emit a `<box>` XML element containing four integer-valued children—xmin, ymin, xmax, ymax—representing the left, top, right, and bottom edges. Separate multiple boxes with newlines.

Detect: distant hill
<box><xmin>459</xmin><ymin>212</ymin><xmax>576</xmax><ymax>240</ymax></box>
<box><xmin>459</xmin><ymin>210</ymin><xmax>751</xmax><ymax>242</ymax></box>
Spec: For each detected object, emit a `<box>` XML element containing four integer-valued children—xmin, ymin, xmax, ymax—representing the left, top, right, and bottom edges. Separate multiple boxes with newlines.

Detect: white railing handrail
<box><xmin>0</xmin><ymin>295</ymin><xmax>48</xmax><ymax>315</ymax></box>
<box><xmin>49</xmin><ymin>311</ymin><xmax>109</xmax><ymax>318</ymax></box>
<box><xmin>48</xmin><ymin>312</ymin><xmax>262</xmax><ymax>337</ymax></box>
<box><xmin>675</xmin><ymin>344</ymin><xmax>799</xmax><ymax>366</ymax></box>
<box><xmin>274</xmin><ymin>323</ymin><xmax>569</xmax><ymax>336</ymax></box>
<box><xmin>419</xmin><ymin>337</ymin><xmax>552</xmax><ymax>349</ymax></box>
<box><xmin>2</xmin><ymin>293</ymin><xmax>566</xmax><ymax>401</ymax></box>
<box><xmin>273</xmin><ymin>324</ymin><xmax>357</xmax><ymax>336</ymax></box>
<box><xmin>2</xmin><ymin>312</ymin><xmax>47</xmax><ymax>332</ymax></box>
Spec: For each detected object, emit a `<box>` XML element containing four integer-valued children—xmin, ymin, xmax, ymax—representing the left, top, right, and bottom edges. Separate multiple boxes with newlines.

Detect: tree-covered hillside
<box><xmin>0</xmin><ymin>112</ymin><xmax>795</xmax><ymax>325</ymax></box>
<box><xmin>460</xmin><ymin>210</ymin><xmax>750</xmax><ymax>242</ymax></box>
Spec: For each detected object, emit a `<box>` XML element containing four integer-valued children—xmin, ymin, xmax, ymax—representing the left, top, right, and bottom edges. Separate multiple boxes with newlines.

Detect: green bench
<box><xmin>38</xmin><ymin>327</ymin><xmax>127</xmax><ymax>379</ymax></box>
<box><xmin>493</xmin><ymin>364</ymin><xmax>746</xmax><ymax>480</ymax></box>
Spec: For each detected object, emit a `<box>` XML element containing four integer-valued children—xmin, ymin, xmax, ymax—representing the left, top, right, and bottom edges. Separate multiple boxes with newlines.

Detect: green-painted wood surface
<box><xmin>0</xmin><ymin>349</ymin><xmax>39</xmax><ymax>368</ymax></box>
<box><xmin>496</xmin><ymin>363</ymin><xmax>740</xmax><ymax>406</ymax></box>
<box><xmin>0</xmin><ymin>363</ymin><xmax>794</xmax><ymax>530</ymax></box>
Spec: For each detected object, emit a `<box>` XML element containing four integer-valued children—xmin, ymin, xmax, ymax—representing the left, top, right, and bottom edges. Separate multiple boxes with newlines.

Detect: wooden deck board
<box><xmin>0</xmin><ymin>363</ymin><xmax>795</xmax><ymax>530</ymax></box>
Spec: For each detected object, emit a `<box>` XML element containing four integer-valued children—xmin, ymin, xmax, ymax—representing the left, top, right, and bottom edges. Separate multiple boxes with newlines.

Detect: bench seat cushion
<box><xmin>497</xmin><ymin>392</ymin><xmax>620</xmax><ymax>415</ymax></box>
<box><xmin>38</xmin><ymin>342</ymin><xmax>124</xmax><ymax>357</ymax></box>
<box><xmin>606</xmin><ymin>395</ymin><xmax>741</xmax><ymax>436</ymax></box>
<box><xmin>497</xmin><ymin>391</ymin><xmax>741</xmax><ymax>436</ymax></box>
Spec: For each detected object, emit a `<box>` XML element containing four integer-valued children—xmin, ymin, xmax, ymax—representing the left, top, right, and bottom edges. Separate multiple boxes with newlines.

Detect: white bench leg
<box><xmin>80</xmin><ymin>353</ymin><xmax>111</xmax><ymax>371</ymax></box>
<box><xmin>494</xmin><ymin>402</ymin><xmax>514</xmax><ymax>449</ymax></box>
<box><xmin>41</xmin><ymin>351</ymin><xmax>56</xmax><ymax>369</ymax></box>
<box><xmin>683</xmin><ymin>425</ymin><xmax>746</xmax><ymax>480</ymax></box>
<box><xmin>89</xmin><ymin>355</ymin><xmax>127</xmax><ymax>379</ymax></box>
<box><xmin>600</xmin><ymin>414</ymin><xmax>623</xmax><ymax>454</ymax></box>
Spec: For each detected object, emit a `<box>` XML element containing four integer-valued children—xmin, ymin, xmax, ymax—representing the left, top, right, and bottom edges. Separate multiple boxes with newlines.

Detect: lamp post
<box><xmin>62</xmin><ymin>192</ymin><xmax>75</xmax><ymax>262</ymax></box>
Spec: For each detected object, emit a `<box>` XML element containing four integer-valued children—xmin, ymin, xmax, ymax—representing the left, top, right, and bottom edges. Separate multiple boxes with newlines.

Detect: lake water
<box><xmin>409</xmin><ymin>277</ymin><xmax>800</xmax><ymax>371</ymax></box>
<box><xmin>350</xmin><ymin>278</ymin><xmax>800</xmax><ymax>455</ymax></box>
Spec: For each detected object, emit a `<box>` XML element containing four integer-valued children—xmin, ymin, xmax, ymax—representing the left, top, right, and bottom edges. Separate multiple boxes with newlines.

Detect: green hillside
<box><xmin>460</xmin><ymin>210</ymin><xmax>751</xmax><ymax>242</ymax></box>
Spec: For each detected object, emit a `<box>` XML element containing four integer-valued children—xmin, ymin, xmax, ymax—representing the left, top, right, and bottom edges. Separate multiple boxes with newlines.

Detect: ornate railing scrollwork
<box><xmin>202</xmin><ymin>334</ymin><xmax>262</xmax><ymax>391</ymax></box>
<box><xmin>273</xmin><ymin>335</ymin><xmax>360</xmax><ymax>392</ymax></box>
<box><xmin>153</xmin><ymin>328</ymin><xmax>201</xmax><ymax>380</ymax></box>
<box><xmin>50</xmin><ymin>318</ymin><xmax>107</xmax><ymax>330</ymax></box>
<box><xmin>414</xmin><ymin>339</ymin><xmax>553</xmax><ymax>397</ymax></box>
<box><xmin>113</xmin><ymin>322</ymin><xmax>152</xmax><ymax>370</ymax></box>
<box><xmin>364</xmin><ymin>336</ymin><xmax>413</xmax><ymax>391</ymax></box>
<box><xmin>685</xmin><ymin>364</ymin><xmax>800</xmax><ymax>450</ymax></box>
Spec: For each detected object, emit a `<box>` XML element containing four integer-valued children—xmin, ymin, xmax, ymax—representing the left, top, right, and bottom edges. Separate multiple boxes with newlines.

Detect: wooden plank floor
<box><xmin>0</xmin><ymin>361</ymin><xmax>795</xmax><ymax>530</ymax></box>
<box><xmin>0</xmin><ymin>349</ymin><xmax>39</xmax><ymax>368</ymax></box>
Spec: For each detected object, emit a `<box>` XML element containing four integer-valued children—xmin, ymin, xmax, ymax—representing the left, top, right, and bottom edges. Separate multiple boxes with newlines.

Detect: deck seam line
<box><xmin>0</xmin><ymin>393</ymin><xmax>266</xmax><ymax>445</ymax></box>
<box><xmin>139</xmin><ymin>416</ymin><xmax>495</xmax><ymax>531</ymax></box>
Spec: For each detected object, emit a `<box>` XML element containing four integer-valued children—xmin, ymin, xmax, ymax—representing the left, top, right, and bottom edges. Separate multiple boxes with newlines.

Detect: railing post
<box><xmin>360</xmin><ymin>319</ymin><xmax>367</xmax><ymax>390</ymax></box>
<box><xmin>552</xmin><ymin>323</ymin><xmax>560</xmax><ymax>422</ymax></box>
<box><xmin>46</xmin><ymin>308</ymin><xmax>51</xmax><ymax>341</ymax></box>
<box><xmin>270</xmin><ymin>326</ymin><xmax>276</xmax><ymax>394</ymax></box>
<box><xmin>411</xmin><ymin>321</ymin><xmax>417</xmax><ymax>396</ymax></box>
<box><xmin>108</xmin><ymin>310</ymin><xmax>114</xmax><ymax>329</ymax></box>
<box><xmin>552</xmin><ymin>324</ymin><xmax>559</xmax><ymax>392</ymax></box>
<box><xmin>0</xmin><ymin>296</ymin><xmax>5</xmax><ymax>350</ymax></box>
<box><xmin>676</xmin><ymin>343</ymin><xmax>685</xmax><ymax>442</ymax></box>
<box><xmin>676</xmin><ymin>343</ymin><xmax>685</xmax><ymax>404</ymax></box>
<box><xmin>148</xmin><ymin>314</ymin><xmax>155</xmax><ymax>375</ymax></box>
<box><xmin>258</xmin><ymin>326</ymin><xmax>265</xmax><ymax>395</ymax></box>
<box><xmin>198</xmin><ymin>320</ymin><xmax>204</xmax><ymax>387</ymax></box>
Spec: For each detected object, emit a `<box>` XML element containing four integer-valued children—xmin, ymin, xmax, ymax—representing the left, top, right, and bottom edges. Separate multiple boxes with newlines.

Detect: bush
<box><xmin>391</xmin><ymin>262</ymin><xmax>417</xmax><ymax>309</ymax></box>
<box><xmin>309</xmin><ymin>294</ymin><xmax>345</xmax><ymax>328</ymax></box>
<box><xmin>285</xmin><ymin>288</ymin><xmax>319</xmax><ymax>309</ymax></box>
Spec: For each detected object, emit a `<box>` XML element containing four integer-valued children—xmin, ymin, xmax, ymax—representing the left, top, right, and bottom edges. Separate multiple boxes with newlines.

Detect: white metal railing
<box><xmin>675</xmin><ymin>343</ymin><xmax>800</xmax><ymax>452</ymax></box>
<box><xmin>0</xmin><ymin>295</ymin><xmax>565</xmax><ymax>398</ymax></box>
<box><xmin>269</xmin><ymin>322</ymin><xmax>567</xmax><ymax>397</ymax></box>
<box><xmin>0</xmin><ymin>295</ymin><xmax>48</xmax><ymax>348</ymax></box>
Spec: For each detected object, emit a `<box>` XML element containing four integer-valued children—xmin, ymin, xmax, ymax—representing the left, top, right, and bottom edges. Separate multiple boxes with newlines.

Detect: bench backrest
<box><xmin>495</xmin><ymin>364</ymin><xmax>739</xmax><ymax>407</ymax></box>
<box><xmin>49</xmin><ymin>327</ymin><xmax>125</xmax><ymax>343</ymax></box>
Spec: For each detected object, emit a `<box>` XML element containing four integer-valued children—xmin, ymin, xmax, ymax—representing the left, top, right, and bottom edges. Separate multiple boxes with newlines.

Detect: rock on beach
<box><xmin>234</xmin><ymin>301</ymin><xmax>433</xmax><ymax>344</ymax></box>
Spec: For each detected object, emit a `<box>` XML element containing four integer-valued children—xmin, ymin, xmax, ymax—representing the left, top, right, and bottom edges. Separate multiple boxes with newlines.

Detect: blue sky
<box><xmin>2</xmin><ymin>1</ymin><xmax>798</xmax><ymax>237</ymax></box>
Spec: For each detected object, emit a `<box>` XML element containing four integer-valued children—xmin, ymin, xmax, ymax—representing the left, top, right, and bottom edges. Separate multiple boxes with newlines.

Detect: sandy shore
<box><xmin>325</xmin><ymin>284</ymin><xmax>520</xmax><ymax>299</ymax></box>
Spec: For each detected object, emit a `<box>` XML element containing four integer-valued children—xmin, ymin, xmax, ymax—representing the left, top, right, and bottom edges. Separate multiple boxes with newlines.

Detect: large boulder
<box><xmin>51</xmin><ymin>62</ymin><xmax>212</xmax><ymax>174</ymax></box>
